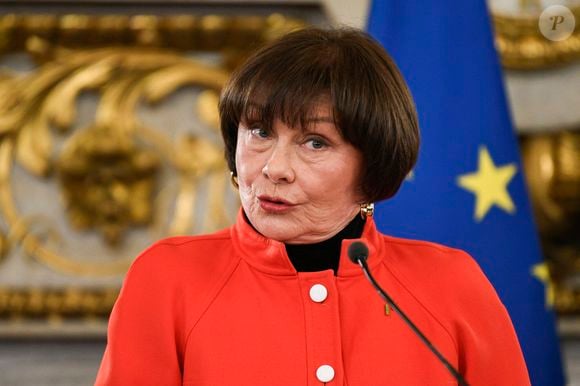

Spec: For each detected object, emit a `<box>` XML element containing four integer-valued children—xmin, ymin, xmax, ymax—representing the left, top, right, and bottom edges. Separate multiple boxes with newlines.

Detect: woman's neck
<box><xmin>284</xmin><ymin>214</ymin><xmax>366</xmax><ymax>275</ymax></box>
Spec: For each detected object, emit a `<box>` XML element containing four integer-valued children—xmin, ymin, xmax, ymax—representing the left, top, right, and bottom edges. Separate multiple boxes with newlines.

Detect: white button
<box><xmin>316</xmin><ymin>365</ymin><xmax>335</xmax><ymax>382</ymax></box>
<box><xmin>309</xmin><ymin>284</ymin><xmax>328</xmax><ymax>303</ymax></box>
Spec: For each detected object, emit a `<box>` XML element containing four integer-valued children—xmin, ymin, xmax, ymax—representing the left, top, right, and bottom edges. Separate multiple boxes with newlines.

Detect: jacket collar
<box><xmin>230</xmin><ymin>209</ymin><xmax>385</xmax><ymax>277</ymax></box>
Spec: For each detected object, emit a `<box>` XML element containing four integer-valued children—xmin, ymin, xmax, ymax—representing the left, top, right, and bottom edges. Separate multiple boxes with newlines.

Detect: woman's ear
<box><xmin>230</xmin><ymin>171</ymin><xmax>239</xmax><ymax>189</ymax></box>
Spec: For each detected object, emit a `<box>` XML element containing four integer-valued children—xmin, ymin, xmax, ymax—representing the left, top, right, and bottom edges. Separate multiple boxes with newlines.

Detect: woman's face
<box><xmin>235</xmin><ymin>102</ymin><xmax>363</xmax><ymax>244</ymax></box>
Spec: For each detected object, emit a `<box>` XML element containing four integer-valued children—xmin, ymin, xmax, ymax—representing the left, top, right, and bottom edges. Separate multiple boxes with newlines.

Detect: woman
<box><xmin>95</xmin><ymin>27</ymin><xmax>530</xmax><ymax>385</ymax></box>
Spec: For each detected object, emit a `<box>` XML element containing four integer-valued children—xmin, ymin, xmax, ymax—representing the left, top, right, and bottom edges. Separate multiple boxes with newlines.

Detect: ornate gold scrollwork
<box><xmin>0</xmin><ymin>47</ymin><xmax>236</xmax><ymax>276</ymax></box>
<box><xmin>56</xmin><ymin>125</ymin><xmax>161</xmax><ymax>246</ymax></box>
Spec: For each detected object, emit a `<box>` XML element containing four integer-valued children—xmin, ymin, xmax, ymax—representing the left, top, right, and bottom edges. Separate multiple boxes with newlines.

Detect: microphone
<box><xmin>347</xmin><ymin>241</ymin><xmax>470</xmax><ymax>386</ymax></box>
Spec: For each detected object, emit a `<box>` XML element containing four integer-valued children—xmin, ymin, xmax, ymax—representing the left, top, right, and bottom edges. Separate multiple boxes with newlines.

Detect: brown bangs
<box><xmin>220</xmin><ymin>38</ymin><xmax>341</xmax><ymax>137</ymax></box>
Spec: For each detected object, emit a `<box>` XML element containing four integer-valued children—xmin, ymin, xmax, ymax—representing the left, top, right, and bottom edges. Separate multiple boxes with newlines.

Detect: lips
<box><xmin>257</xmin><ymin>195</ymin><xmax>296</xmax><ymax>213</ymax></box>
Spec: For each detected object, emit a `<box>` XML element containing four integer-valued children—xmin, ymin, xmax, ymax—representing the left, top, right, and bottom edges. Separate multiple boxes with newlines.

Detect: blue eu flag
<box><xmin>367</xmin><ymin>1</ymin><xmax>565</xmax><ymax>385</ymax></box>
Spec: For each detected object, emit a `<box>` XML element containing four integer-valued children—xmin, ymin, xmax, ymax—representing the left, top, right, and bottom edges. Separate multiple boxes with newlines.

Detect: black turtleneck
<box><xmin>285</xmin><ymin>214</ymin><xmax>366</xmax><ymax>276</ymax></box>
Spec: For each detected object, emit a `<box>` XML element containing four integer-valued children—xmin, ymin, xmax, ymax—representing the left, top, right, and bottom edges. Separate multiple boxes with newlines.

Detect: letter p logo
<box><xmin>550</xmin><ymin>15</ymin><xmax>565</xmax><ymax>31</ymax></box>
<box><xmin>539</xmin><ymin>5</ymin><xmax>576</xmax><ymax>41</ymax></box>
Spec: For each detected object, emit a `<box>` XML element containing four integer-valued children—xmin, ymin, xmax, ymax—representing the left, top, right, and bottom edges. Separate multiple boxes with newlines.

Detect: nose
<box><xmin>262</xmin><ymin>142</ymin><xmax>295</xmax><ymax>184</ymax></box>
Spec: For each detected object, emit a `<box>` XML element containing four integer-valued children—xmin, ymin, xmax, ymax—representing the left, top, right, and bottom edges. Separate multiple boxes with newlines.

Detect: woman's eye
<box><xmin>250</xmin><ymin>127</ymin><xmax>269</xmax><ymax>139</ymax></box>
<box><xmin>305</xmin><ymin>138</ymin><xmax>327</xmax><ymax>150</ymax></box>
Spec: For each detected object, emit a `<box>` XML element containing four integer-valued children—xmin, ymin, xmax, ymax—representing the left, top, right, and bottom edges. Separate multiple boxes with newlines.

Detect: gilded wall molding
<box><xmin>0</xmin><ymin>287</ymin><xmax>118</xmax><ymax>319</ymax></box>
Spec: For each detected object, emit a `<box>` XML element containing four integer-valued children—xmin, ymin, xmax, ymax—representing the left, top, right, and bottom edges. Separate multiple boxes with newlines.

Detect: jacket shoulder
<box><xmin>380</xmin><ymin>234</ymin><xmax>486</xmax><ymax>288</ymax></box>
<box><xmin>379</xmin><ymin>234</ymin><xmax>504</xmax><ymax>324</ymax></box>
<box><xmin>124</xmin><ymin>227</ymin><xmax>238</xmax><ymax>290</ymax></box>
<box><xmin>376</xmin><ymin>236</ymin><xmax>529</xmax><ymax>383</ymax></box>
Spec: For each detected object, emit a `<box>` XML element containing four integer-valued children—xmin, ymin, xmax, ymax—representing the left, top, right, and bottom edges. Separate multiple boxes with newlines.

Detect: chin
<box><xmin>259</xmin><ymin>230</ymin><xmax>295</xmax><ymax>243</ymax></box>
<box><xmin>250</xmin><ymin>213</ymin><xmax>301</xmax><ymax>243</ymax></box>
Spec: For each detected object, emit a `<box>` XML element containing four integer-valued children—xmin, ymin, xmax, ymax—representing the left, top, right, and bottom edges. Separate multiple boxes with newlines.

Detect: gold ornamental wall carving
<box><xmin>0</xmin><ymin>13</ymin><xmax>304</xmax><ymax>323</ymax></box>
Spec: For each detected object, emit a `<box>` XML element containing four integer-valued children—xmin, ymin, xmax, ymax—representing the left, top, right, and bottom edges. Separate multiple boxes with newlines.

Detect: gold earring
<box><xmin>360</xmin><ymin>202</ymin><xmax>374</xmax><ymax>218</ymax></box>
<box><xmin>230</xmin><ymin>171</ymin><xmax>239</xmax><ymax>189</ymax></box>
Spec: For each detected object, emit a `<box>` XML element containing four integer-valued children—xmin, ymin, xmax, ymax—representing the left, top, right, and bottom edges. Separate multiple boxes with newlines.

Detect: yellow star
<box><xmin>457</xmin><ymin>146</ymin><xmax>517</xmax><ymax>222</ymax></box>
<box><xmin>532</xmin><ymin>262</ymin><xmax>555</xmax><ymax>308</ymax></box>
<box><xmin>405</xmin><ymin>169</ymin><xmax>415</xmax><ymax>181</ymax></box>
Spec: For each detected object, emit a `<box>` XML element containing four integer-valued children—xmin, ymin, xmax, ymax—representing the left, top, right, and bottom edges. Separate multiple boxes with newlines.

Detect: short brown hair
<box><xmin>219</xmin><ymin>27</ymin><xmax>419</xmax><ymax>202</ymax></box>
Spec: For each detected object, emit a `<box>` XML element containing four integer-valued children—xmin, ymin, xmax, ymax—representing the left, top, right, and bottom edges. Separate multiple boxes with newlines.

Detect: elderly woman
<box><xmin>95</xmin><ymin>28</ymin><xmax>530</xmax><ymax>385</ymax></box>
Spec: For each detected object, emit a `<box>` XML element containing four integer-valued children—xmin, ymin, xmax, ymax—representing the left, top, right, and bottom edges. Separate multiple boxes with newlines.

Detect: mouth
<box><xmin>257</xmin><ymin>195</ymin><xmax>296</xmax><ymax>213</ymax></box>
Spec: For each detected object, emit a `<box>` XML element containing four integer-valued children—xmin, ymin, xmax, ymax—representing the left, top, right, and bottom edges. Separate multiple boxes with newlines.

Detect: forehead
<box><xmin>307</xmin><ymin>101</ymin><xmax>334</xmax><ymax>119</ymax></box>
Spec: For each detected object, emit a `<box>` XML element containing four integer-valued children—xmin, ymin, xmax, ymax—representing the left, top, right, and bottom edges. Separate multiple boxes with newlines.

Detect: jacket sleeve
<box><xmin>94</xmin><ymin>243</ymin><xmax>184</xmax><ymax>386</ymax></box>
<box><xmin>451</xmin><ymin>250</ymin><xmax>531</xmax><ymax>386</ymax></box>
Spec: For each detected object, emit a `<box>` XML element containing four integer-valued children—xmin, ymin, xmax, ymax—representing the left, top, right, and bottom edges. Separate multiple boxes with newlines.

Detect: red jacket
<box><xmin>95</xmin><ymin>210</ymin><xmax>530</xmax><ymax>385</ymax></box>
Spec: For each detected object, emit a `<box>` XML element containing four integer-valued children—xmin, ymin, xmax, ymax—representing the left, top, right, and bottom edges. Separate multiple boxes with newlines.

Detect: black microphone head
<box><xmin>347</xmin><ymin>241</ymin><xmax>369</xmax><ymax>264</ymax></box>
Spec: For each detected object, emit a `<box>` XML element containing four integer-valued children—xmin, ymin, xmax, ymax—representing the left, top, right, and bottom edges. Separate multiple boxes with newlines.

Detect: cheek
<box><xmin>235</xmin><ymin>137</ymin><xmax>264</xmax><ymax>187</ymax></box>
<box><xmin>303</xmin><ymin>156</ymin><xmax>361</xmax><ymax>201</ymax></box>
<box><xmin>234</xmin><ymin>131</ymin><xmax>246</xmax><ymax>173</ymax></box>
